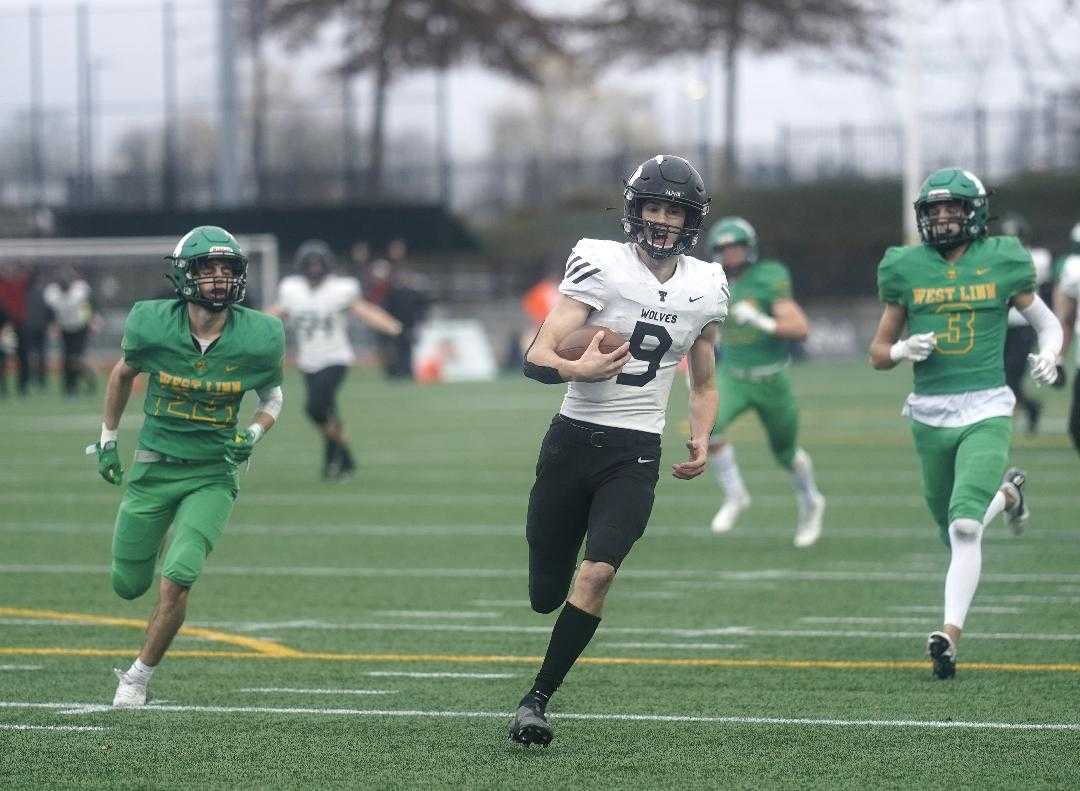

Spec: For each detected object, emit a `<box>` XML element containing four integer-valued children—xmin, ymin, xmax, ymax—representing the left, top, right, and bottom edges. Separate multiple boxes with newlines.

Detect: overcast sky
<box><xmin>1</xmin><ymin>0</ymin><xmax>1077</xmax><ymax>168</ymax></box>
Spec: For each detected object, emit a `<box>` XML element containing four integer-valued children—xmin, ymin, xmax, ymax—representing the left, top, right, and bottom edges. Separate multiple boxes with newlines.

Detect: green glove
<box><xmin>91</xmin><ymin>440</ymin><xmax>123</xmax><ymax>486</ymax></box>
<box><xmin>224</xmin><ymin>429</ymin><xmax>257</xmax><ymax>466</ymax></box>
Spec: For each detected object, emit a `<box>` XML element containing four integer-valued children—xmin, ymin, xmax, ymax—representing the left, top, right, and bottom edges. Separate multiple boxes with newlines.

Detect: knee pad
<box><xmin>162</xmin><ymin>530</ymin><xmax>211</xmax><ymax>589</ymax></box>
<box><xmin>948</xmin><ymin>518</ymin><xmax>983</xmax><ymax>544</ymax></box>
<box><xmin>111</xmin><ymin>560</ymin><xmax>154</xmax><ymax>601</ymax></box>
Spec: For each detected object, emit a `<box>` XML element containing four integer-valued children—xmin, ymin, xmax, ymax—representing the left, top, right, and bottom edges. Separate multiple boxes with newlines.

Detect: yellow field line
<box><xmin>1</xmin><ymin>646</ymin><xmax>1078</xmax><ymax>673</ymax></box>
<box><xmin>0</xmin><ymin>607</ymin><xmax>302</xmax><ymax>657</ymax></box>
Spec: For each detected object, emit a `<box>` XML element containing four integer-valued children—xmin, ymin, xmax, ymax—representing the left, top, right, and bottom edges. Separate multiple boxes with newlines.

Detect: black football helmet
<box><xmin>622</xmin><ymin>155</ymin><xmax>710</xmax><ymax>259</ymax></box>
<box><xmin>294</xmin><ymin>239</ymin><xmax>335</xmax><ymax>284</ymax></box>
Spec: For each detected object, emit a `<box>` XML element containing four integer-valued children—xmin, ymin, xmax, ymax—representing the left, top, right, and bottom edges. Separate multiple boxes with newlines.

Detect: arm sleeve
<box><xmin>254</xmin><ymin>385</ymin><xmax>284</xmax><ymax>419</ymax></box>
<box><xmin>1019</xmin><ymin>294</ymin><xmax>1064</xmax><ymax>358</ymax></box>
<box><xmin>558</xmin><ymin>241</ymin><xmax>610</xmax><ymax>311</ymax></box>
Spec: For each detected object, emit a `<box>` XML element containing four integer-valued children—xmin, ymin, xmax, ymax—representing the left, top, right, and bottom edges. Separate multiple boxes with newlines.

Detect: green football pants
<box><xmin>910</xmin><ymin>416</ymin><xmax>1012</xmax><ymax>544</ymax></box>
<box><xmin>710</xmin><ymin>368</ymin><xmax>799</xmax><ymax>467</ymax></box>
<box><xmin>110</xmin><ymin>459</ymin><xmax>238</xmax><ymax>599</ymax></box>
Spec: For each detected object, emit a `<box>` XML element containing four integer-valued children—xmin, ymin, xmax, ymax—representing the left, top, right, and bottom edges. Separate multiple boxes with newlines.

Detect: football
<box><xmin>555</xmin><ymin>326</ymin><xmax>629</xmax><ymax>360</ymax></box>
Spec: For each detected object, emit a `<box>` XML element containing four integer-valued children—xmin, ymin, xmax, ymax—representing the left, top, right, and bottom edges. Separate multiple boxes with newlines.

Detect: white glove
<box><xmin>730</xmin><ymin>301</ymin><xmax>777</xmax><ymax>334</ymax></box>
<box><xmin>889</xmin><ymin>332</ymin><xmax>936</xmax><ymax>363</ymax></box>
<box><xmin>1027</xmin><ymin>351</ymin><xmax>1059</xmax><ymax>386</ymax></box>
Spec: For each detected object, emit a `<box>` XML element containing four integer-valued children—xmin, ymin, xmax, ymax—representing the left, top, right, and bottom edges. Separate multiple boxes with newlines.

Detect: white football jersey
<box><xmin>276</xmin><ymin>274</ymin><xmax>361</xmax><ymax>373</ymax></box>
<box><xmin>558</xmin><ymin>239</ymin><xmax>729</xmax><ymax>434</ymax></box>
<box><xmin>1059</xmin><ymin>254</ymin><xmax>1080</xmax><ymax>366</ymax></box>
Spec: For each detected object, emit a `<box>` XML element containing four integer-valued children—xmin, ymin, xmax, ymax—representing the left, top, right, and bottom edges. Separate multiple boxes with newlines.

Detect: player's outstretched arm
<box><xmin>523</xmin><ymin>295</ymin><xmax>629</xmax><ymax>383</ymax></box>
<box><xmin>674</xmin><ymin>325</ymin><xmax>719</xmax><ymax>480</ymax></box>
<box><xmin>92</xmin><ymin>359</ymin><xmax>139</xmax><ymax>485</ymax></box>
<box><xmin>351</xmin><ymin>299</ymin><xmax>403</xmax><ymax>336</ymax></box>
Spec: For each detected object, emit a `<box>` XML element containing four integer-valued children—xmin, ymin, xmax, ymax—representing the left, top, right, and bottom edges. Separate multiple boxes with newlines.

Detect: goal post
<box><xmin>0</xmin><ymin>234</ymin><xmax>279</xmax><ymax>358</ymax></box>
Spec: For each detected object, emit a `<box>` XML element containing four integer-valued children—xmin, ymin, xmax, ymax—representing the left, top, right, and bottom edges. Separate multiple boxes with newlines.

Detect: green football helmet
<box><xmin>706</xmin><ymin>216</ymin><xmax>758</xmax><ymax>266</ymax></box>
<box><xmin>165</xmin><ymin>226</ymin><xmax>248</xmax><ymax>311</ymax></box>
<box><xmin>914</xmin><ymin>168</ymin><xmax>989</xmax><ymax>250</ymax></box>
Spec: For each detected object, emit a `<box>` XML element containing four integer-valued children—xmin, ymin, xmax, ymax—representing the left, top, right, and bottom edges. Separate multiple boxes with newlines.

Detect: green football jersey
<box><xmin>877</xmin><ymin>236</ymin><xmax>1035</xmax><ymax>395</ymax></box>
<box><xmin>721</xmin><ymin>259</ymin><xmax>793</xmax><ymax>370</ymax></box>
<box><xmin>122</xmin><ymin>299</ymin><xmax>285</xmax><ymax>461</ymax></box>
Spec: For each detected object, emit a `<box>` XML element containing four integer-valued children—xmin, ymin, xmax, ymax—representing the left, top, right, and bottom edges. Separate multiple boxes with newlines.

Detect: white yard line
<box><xmin>0</xmin><ymin>665</ymin><xmax>43</xmax><ymax>671</ymax></box>
<box><xmin>189</xmin><ymin>619</ymin><xmax>1080</xmax><ymax>642</ymax></box>
<box><xmin>370</xmin><ymin>610</ymin><xmax>502</xmax><ymax>619</ymax></box>
<box><xmin>0</xmin><ymin>723</ymin><xmax>109</xmax><ymax>732</ymax></box>
<box><xmin>363</xmin><ymin>671</ymin><xmax>517</xmax><ymax>679</ymax></box>
<box><xmin>237</xmin><ymin>688</ymin><xmax>395</xmax><ymax>695</ymax></box>
<box><xmin>7</xmin><ymin>563</ymin><xmax>1080</xmax><ymax>584</ymax></box>
<box><xmin>886</xmin><ymin>606</ymin><xmax>1024</xmax><ymax>615</ymax></box>
<box><xmin>601</xmin><ymin>642</ymin><xmax>745</xmax><ymax>650</ymax></box>
<box><xmin>2</xmin><ymin>701</ymin><xmax>1077</xmax><ymax>732</ymax></box>
<box><xmin>800</xmin><ymin>617</ymin><xmax>929</xmax><ymax>624</ymax></box>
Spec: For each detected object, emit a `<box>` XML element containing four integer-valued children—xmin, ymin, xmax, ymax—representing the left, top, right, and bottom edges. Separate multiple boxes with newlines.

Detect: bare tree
<box><xmin>581</xmin><ymin>0</ymin><xmax>892</xmax><ymax>186</ymax></box>
<box><xmin>261</xmin><ymin>0</ymin><xmax>566</xmax><ymax>195</ymax></box>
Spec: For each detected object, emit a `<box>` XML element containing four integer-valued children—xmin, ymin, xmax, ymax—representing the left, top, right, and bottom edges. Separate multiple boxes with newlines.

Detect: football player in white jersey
<box><xmin>1054</xmin><ymin>221</ymin><xmax>1080</xmax><ymax>455</ymax></box>
<box><xmin>508</xmin><ymin>155</ymin><xmax>729</xmax><ymax>747</ymax></box>
<box><xmin>269</xmin><ymin>240</ymin><xmax>401</xmax><ymax>479</ymax></box>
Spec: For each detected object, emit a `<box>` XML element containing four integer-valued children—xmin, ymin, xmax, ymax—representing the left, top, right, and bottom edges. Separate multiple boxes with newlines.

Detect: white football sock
<box><xmin>943</xmin><ymin>518</ymin><xmax>983</xmax><ymax>630</ymax></box>
<box><xmin>126</xmin><ymin>658</ymin><xmax>155</xmax><ymax>685</ymax></box>
<box><xmin>789</xmin><ymin>448</ymin><xmax>821</xmax><ymax>505</ymax></box>
<box><xmin>981</xmin><ymin>490</ymin><xmax>1008</xmax><ymax>526</ymax></box>
<box><xmin>710</xmin><ymin>445</ymin><xmax>749</xmax><ymax>502</ymax></box>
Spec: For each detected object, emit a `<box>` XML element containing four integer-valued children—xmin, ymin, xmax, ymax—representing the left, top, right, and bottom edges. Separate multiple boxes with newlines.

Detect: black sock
<box><xmin>324</xmin><ymin>437</ymin><xmax>340</xmax><ymax>469</ymax></box>
<box><xmin>338</xmin><ymin>442</ymin><xmax>355</xmax><ymax>471</ymax></box>
<box><xmin>521</xmin><ymin>602</ymin><xmax>601</xmax><ymax>709</ymax></box>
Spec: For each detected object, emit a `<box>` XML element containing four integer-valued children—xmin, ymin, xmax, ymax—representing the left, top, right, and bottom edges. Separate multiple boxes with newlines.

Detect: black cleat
<box><xmin>508</xmin><ymin>703</ymin><xmax>553</xmax><ymax>747</ymax></box>
<box><xmin>927</xmin><ymin>631</ymin><xmax>956</xmax><ymax>680</ymax></box>
<box><xmin>1002</xmin><ymin>467</ymin><xmax>1028</xmax><ymax>536</ymax></box>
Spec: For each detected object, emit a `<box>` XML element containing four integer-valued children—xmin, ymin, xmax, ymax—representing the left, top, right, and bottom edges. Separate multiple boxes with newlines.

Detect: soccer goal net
<box><xmin>0</xmin><ymin>234</ymin><xmax>279</xmax><ymax>357</ymax></box>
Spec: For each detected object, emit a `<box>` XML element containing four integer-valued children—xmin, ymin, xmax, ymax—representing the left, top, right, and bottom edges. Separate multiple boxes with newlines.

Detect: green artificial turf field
<box><xmin>1</xmin><ymin>361</ymin><xmax>1078</xmax><ymax>789</ymax></box>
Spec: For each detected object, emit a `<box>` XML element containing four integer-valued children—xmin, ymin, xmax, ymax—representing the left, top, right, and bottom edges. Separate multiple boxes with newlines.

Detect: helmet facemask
<box><xmin>175</xmin><ymin>253</ymin><xmax>247</xmax><ymax>312</ymax></box>
<box><xmin>915</xmin><ymin>196</ymin><xmax>977</xmax><ymax>251</ymax></box>
<box><xmin>623</xmin><ymin>197</ymin><xmax>705</xmax><ymax>260</ymax></box>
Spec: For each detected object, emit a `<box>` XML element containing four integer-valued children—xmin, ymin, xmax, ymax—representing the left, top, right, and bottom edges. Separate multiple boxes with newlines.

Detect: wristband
<box><xmin>755</xmin><ymin>315</ymin><xmax>778</xmax><ymax>334</ymax></box>
<box><xmin>246</xmin><ymin>423</ymin><xmax>264</xmax><ymax>444</ymax></box>
<box><xmin>888</xmin><ymin>340</ymin><xmax>907</xmax><ymax>363</ymax></box>
<box><xmin>101</xmin><ymin>422</ymin><xmax>119</xmax><ymax>445</ymax></box>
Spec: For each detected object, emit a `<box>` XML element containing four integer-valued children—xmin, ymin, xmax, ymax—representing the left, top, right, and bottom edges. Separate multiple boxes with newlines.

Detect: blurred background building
<box><xmin>0</xmin><ymin>0</ymin><xmax>1078</xmax><ymax>376</ymax></box>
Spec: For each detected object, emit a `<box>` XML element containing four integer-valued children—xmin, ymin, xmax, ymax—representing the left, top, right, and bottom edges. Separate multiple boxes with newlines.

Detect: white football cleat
<box><xmin>793</xmin><ymin>492</ymin><xmax>826</xmax><ymax>548</ymax></box>
<box><xmin>1001</xmin><ymin>467</ymin><xmax>1028</xmax><ymax>536</ymax></box>
<box><xmin>112</xmin><ymin>668</ymin><xmax>149</xmax><ymax>709</ymax></box>
<box><xmin>710</xmin><ymin>495</ymin><xmax>750</xmax><ymax>534</ymax></box>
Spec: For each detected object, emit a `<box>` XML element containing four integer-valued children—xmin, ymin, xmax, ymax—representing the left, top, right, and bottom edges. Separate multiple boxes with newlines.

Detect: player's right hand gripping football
<box><xmin>569</xmin><ymin>333</ymin><xmax>631</xmax><ymax>382</ymax></box>
<box><xmin>889</xmin><ymin>332</ymin><xmax>936</xmax><ymax>363</ymax></box>
<box><xmin>89</xmin><ymin>440</ymin><xmax>123</xmax><ymax>486</ymax></box>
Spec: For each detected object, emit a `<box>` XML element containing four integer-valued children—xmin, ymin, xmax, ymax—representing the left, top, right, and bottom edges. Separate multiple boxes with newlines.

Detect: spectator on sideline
<box><xmin>0</xmin><ymin>263</ymin><xmax>31</xmax><ymax>396</ymax></box>
<box><xmin>44</xmin><ymin>266</ymin><xmax>97</xmax><ymax>397</ymax></box>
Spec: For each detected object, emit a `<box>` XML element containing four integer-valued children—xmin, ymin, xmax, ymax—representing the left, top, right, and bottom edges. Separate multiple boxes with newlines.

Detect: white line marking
<box><xmin>7</xmin><ymin>563</ymin><xmax>1080</xmax><ymax>584</ymax></box>
<box><xmin>7</xmin><ymin>520</ymin><xmax>1080</xmax><ymax>541</ymax></box>
<box><xmin>2</xmin><ymin>701</ymin><xmax>1077</xmax><ymax>732</ymax></box>
<box><xmin>800</xmin><ymin>617</ymin><xmax>928</xmax><ymax>624</ymax></box>
<box><xmin>237</xmin><ymin>688</ymin><xmax>395</xmax><ymax>695</ymax></box>
<box><xmin>363</xmin><ymin>672</ymin><xmax>516</xmax><ymax>679</ymax></box>
<box><xmin>0</xmin><ymin>723</ymin><xmax>109</xmax><ymax>732</ymax></box>
<box><xmin>58</xmin><ymin>705</ymin><xmax>112</xmax><ymax>715</ymax></box>
<box><xmin>189</xmin><ymin>619</ymin><xmax>1080</xmax><ymax>642</ymax></box>
<box><xmin>371</xmin><ymin>610</ymin><xmax>501</xmax><ymax>619</ymax></box>
<box><xmin>0</xmin><ymin>665</ymin><xmax>43</xmax><ymax>671</ymax></box>
<box><xmin>601</xmin><ymin>642</ymin><xmax>745</xmax><ymax>650</ymax></box>
<box><xmin>886</xmin><ymin>606</ymin><xmax>1024</xmax><ymax>615</ymax></box>
<box><xmin>469</xmin><ymin>599</ymin><xmax>530</xmax><ymax>607</ymax></box>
